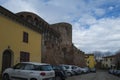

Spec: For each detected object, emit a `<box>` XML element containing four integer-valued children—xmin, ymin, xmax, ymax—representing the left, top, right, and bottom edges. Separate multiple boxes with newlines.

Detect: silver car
<box><xmin>60</xmin><ymin>65</ymin><xmax>75</xmax><ymax>76</ymax></box>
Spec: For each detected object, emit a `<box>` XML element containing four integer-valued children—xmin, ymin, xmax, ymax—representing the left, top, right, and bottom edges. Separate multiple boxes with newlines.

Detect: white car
<box><xmin>2</xmin><ymin>62</ymin><xmax>55</xmax><ymax>80</ymax></box>
<box><xmin>60</xmin><ymin>65</ymin><xmax>75</xmax><ymax>76</ymax></box>
<box><xmin>79</xmin><ymin>67</ymin><xmax>89</xmax><ymax>73</ymax></box>
<box><xmin>72</xmin><ymin>66</ymin><xmax>82</xmax><ymax>75</ymax></box>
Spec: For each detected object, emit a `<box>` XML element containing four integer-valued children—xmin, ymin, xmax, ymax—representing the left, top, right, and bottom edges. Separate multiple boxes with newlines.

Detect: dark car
<box><xmin>90</xmin><ymin>68</ymin><xmax>96</xmax><ymax>72</ymax></box>
<box><xmin>108</xmin><ymin>69</ymin><xmax>115</xmax><ymax>74</ymax></box>
<box><xmin>115</xmin><ymin>70</ymin><xmax>120</xmax><ymax>76</ymax></box>
<box><xmin>52</xmin><ymin>65</ymin><xmax>67</xmax><ymax>80</ymax></box>
<box><xmin>113</xmin><ymin>69</ymin><xmax>120</xmax><ymax>76</ymax></box>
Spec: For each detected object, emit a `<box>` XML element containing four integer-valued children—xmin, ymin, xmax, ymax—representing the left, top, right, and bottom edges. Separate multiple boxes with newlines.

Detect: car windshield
<box><xmin>34</xmin><ymin>65</ymin><xmax>53</xmax><ymax>71</ymax></box>
<box><xmin>63</xmin><ymin>66</ymin><xmax>69</xmax><ymax>69</ymax></box>
<box><xmin>59</xmin><ymin>65</ymin><xmax>66</xmax><ymax>70</ymax></box>
<box><xmin>13</xmin><ymin>63</ymin><xmax>26</xmax><ymax>69</ymax></box>
<box><xmin>52</xmin><ymin>66</ymin><xmax>60</xmax><ymax>70</ymax></box>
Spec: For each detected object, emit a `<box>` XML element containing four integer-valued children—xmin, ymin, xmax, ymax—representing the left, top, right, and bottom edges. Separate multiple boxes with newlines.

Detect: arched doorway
<box><xmin>2</xmin><ymin>50</ymin><xmax>13</xmax><ymax>72</ymax></box>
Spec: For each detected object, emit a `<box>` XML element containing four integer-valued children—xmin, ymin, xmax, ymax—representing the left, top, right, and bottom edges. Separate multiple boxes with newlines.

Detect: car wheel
<box><xmin>55</xmin><ymin>76</ymin><xmax>62</xmax><ymax>80</ymax></box>
<box><xmin>3</xmin><ymin>74</ymin><xmax>10</xmax><ymax>80</ymax></box>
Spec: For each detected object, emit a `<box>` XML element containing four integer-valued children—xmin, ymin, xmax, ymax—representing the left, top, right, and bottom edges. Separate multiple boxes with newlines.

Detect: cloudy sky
<box><xmin>0</xmin><ymin>0</ymin><xmax>120</xmax><ymax>53</ymax></box>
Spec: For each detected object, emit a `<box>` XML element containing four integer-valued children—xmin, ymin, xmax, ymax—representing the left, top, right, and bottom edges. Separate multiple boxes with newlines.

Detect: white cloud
<box><xmin>1</xmin><ymin>0</ymin><xmax>120</xmax><ymax>53</ymax></box>
<box><xmin>78</xmin><ymin>15</ymin><xmax>97</xmax><ymax>26</ymax></box>
<box><xmin>94</xmin><ymin>8</ymin><xmax>105</xmax><ymax>16</ymax></box>
<box><xmin>1</xmin><ymin>0</ymin><xmax>105</xmax><ymax>23</ymax></box>
<box><xmin>109</xmin><ymin>6</ymin><xmax>114</xmax><ymax>10</ymax></box>
<box><xmin>73</xmin><ymin>17</ymin><xmax>120</xmax><ymax>53</ymax></box>
<box><xmin>2</xmin><ymin>0</ymin><xmax>37</xmax><ymax>13</ymax></box>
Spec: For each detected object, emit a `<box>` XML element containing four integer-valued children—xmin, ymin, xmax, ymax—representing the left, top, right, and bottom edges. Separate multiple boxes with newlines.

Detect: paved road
<box><xmin>66</xmin><ymin>70</ymin><xmax>120</xmax><ymax>80</ymax></box>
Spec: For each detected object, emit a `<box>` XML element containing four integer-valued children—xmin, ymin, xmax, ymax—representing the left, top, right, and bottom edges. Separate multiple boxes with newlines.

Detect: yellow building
<box><xmin>0</xmin><ymin>6</ymin><xmax>42</xmax><ymax>73</ymax></box>
<box><xmin>85</xmin><ymin>54</ymin><xmax>96</xmax><ymax>68</ymax></box>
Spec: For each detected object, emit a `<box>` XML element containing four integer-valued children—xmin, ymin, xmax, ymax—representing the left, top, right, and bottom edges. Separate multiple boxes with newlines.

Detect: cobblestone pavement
<box><xmin>66</xmin><ymin>70</ymin><xmax>120</xmax><ymax>80</ymax></box>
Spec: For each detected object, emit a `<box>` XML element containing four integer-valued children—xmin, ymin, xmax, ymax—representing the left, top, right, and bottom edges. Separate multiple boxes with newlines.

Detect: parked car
<box><xmin>108</xmin><ymin>69</ymin><xmax>115</xmax><ymax>74</ymax></box>
<box><xmin>108</xmin><ymin>69</ymin><xmax>120</xmax><ymax>76</ymax></box>
<box><xmin>109</xmin><ymin>69</ymin><xmax>120</xmax><ymax>76</ymax></box>
<box><xmin>72</xmin><ymin>66</ymin><xmax>82</xmax><ymax>75</ymax></box>
<box><xmin>90</xmin><ymin>68</ymin><xmax>96</xmax><ymax>72</ymax></box>
<box><xmin>52</xmin><ymin>65</ymin><xmax>67</xmax><ymax>80</ymax></box>
<box><xmin>79</xmin><ymin>67</ymin><xmax>90</xmax><ymax>73</ymax></box>
<box><xmin>59</xmin><ymin>65</ymin><xmax>75</xmax><ymax>76</ymax></box>
<box><xmin>113</xmin><ymin>69</ymin><xmax>120</xmax><ymax>76</ymax></box>
<box><xmin>2</xmin><ymin>62</ymin><xmax>55</xmax><ymax>80</ymax></box>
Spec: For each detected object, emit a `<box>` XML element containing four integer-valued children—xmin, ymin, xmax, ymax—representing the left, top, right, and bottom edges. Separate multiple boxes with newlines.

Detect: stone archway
<box><xmin>2</xmin><ymin>49</ymin><xmax>13</xmax><ymax>72</ymax></box>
